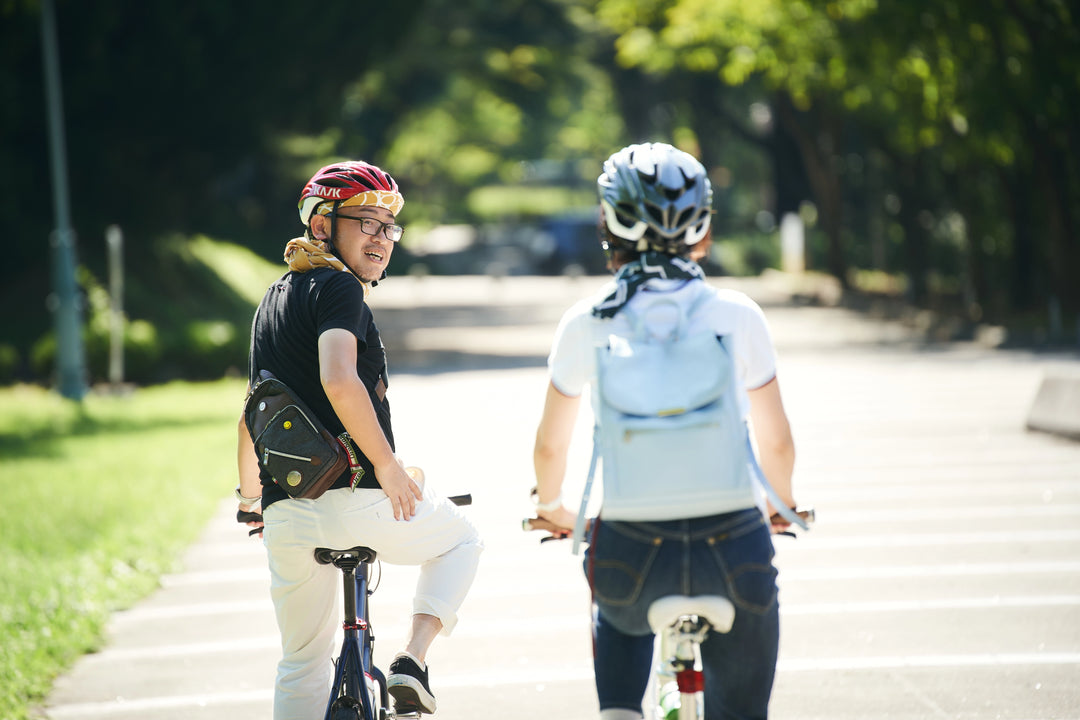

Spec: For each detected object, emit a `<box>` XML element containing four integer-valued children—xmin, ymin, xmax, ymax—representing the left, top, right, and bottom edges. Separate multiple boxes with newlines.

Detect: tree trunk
<box><xmin>1041</xmin><ymin>146</ymin><xmax>1079</xmax><ymax>313</ymax></box>
<box><xmin>949</xmin><ymin>169</ymin><xmax>992</xmax><ymax>321</ymax></box>
<box><xmin>999</xmin><ymin>166</ymin><xmax>1036</xmax><ymax>314</ymax></box>
<box><xmin>774</xmin><ymin>94</ymin><xmax>848</xmax><ymax>286</ymax></box>
<box><xmin>895</xmin><ymin>157</ymin><xmax>929</xmax><ymax>306</ymax></box>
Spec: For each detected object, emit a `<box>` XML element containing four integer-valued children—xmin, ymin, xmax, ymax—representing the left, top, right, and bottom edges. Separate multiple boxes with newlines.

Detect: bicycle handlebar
<box><xmin>236</xmin><ymin>493</ymin><xmax>472</xmax><ymax>536</ymax></box>
<box><xmin>770</xmin><ymin>506</ymin><xmax>815</xmax><ymax>526</ymax></box>
<box><xmin>522</xmin><ymin>506</ymin><xmax>815</xmax><ymax>542</ymax></box>
<box><xmin>521</xmin><ymin>516</ymin><xmax>592</xmax><ymax>543</ymax></box>
<box><xmin>448</xmin><ymin>494</ymin><xmax>472</xmax><ymax>507</ymax></box>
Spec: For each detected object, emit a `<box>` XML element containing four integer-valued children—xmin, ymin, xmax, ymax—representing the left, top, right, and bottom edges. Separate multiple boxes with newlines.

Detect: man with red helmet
<box><xmin>236</xmin><ymin>161</ymin><xmax>482</xmax><ymax>719</ymax></box>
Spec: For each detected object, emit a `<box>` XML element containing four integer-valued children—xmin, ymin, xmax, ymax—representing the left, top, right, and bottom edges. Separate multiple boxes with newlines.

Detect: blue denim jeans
<box><xmin>584</xmin><ymin>508</ymin><xmax>779</xmax><ymax>720</ymax></box>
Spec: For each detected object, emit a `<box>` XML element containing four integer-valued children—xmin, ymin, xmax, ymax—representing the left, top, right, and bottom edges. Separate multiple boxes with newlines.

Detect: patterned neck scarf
<box><xmin>591</xmin><ymin>251</ymin><xmax>706</xmax><ymax>319</ymax></box>
<box><xmin>283</xmin><ymin>237</ymin><xmax>372</xmax><ymax>294</ymax></box>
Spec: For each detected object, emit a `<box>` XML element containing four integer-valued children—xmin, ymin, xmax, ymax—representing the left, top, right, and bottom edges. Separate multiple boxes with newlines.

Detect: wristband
<box><xmin>235</xmin><ymin>485</ymin><xmax>262</xmax><ymax>506</ymax></box>
<box><xmin>532</xmin><ymin>491</ymin><xmax>563</xmax><ymax>513</ymax></box>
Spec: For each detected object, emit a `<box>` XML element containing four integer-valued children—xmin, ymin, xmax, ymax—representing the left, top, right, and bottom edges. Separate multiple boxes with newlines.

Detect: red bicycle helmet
<box><xmin>297</xmin><ymin>160</ymin><xmax>404</xmax><ymax>226</ymax></box>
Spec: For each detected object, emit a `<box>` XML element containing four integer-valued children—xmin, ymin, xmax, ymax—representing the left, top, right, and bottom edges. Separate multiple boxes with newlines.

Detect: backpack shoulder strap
<box><xmin>745</xmin><ymin>431</ymin><xmax>810</xmax><ymax>530</ymax></box>
<box><xmin>571</xmin><ymin>425</ymin><xmax>601</xmax><ymax>556</ymax></box>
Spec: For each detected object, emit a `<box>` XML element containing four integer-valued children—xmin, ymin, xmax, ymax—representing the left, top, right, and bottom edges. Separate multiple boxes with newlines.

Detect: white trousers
<box><xmin>262</xmin><ymin>485</ymin><xmax>483</xmax><ymax>720</ymax></box>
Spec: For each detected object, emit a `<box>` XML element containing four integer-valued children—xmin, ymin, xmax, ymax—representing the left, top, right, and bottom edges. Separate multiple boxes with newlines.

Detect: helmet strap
<box><xmin>323</xmin><ymin>201</ymin><xmax>357</xmax><ymax>277</ymax></box>
<box><xmin>321</xmin><ymin>201</ymin><xmax>386</xmax><ymax>286</ymax></box>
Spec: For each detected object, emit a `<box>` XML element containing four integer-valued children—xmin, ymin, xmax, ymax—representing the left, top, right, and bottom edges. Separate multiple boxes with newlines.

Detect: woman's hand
<box><xmin>538</xmin><ymin>504</ymin><xmax>579</xmax><ymax>533</ymax></box>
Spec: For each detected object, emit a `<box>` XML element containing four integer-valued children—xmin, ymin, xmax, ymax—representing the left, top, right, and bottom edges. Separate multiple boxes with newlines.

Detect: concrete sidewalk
<box><xmin>41</xmin><ymin>275</ymin><xmax>1080</xmax><ymax>720</ymax></box>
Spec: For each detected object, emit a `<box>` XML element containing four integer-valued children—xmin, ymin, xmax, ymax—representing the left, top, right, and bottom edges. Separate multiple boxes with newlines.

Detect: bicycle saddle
<box><xmin>314</xmin><ymin>546</ymin><xmax>378</xmax><ymax>566</ymax></box>
<box><xmin>647</xmin><ymin>595</ymin><xmax>735</xmax><ymax>634</ymax></box>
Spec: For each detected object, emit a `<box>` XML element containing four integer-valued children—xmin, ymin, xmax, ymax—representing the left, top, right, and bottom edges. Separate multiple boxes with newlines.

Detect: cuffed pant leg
<box><xmin>412</xmin><ymin>534</ymin><xmax>483</xmax><ymax>635</ymax></box>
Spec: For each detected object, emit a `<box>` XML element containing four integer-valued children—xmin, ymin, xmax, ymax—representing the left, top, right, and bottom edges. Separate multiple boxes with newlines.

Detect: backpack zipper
<box><xmin>257</xmin><ymin>404</ymin><xmax>323</xmax><ymax>466</ymax></box>
<box><xmin>263</xmin><ymin>448</ymin><xmax>313</xmax><ymax>464</ymax></box>
<box><xmin>623</xmin><ymin>420</ymin><xmax>721</xmax><ymax>442</ymax></box>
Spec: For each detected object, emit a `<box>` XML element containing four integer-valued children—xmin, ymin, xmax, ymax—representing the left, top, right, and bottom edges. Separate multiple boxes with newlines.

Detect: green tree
<box><xmin>592</xmin><ymin>0</ymin><xmax>1080</xmax><ymax>319</ymax></box>
<box><xmin>335</xmin><ymin>0</ymin><xmax>627</xmax><ymax>225</ymax></box>
<box><xmin>0</xmin><ymin>0</ymin><xmax>423</xmax><ymax>379</ymax></box>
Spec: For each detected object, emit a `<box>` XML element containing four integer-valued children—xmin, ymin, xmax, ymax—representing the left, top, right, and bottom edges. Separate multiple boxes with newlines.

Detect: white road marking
<box><xmin>45</xmin><ymin>654</ymin><xmax>1080</xmax><ymax>718</ymax></box>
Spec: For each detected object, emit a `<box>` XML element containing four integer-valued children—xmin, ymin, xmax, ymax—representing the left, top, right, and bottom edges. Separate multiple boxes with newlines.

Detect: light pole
<box><xmin>41</xmin><ymin>0</ymin><xmax>87</xmax><ymax>400</ymax></box>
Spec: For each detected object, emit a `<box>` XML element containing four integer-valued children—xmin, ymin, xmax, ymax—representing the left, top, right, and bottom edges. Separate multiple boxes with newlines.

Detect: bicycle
<box><xmin>524</xmin><ymin>506</ymin><xmax>815</xmax><ymax>720</ymax></box>
<box><xmin>239</xmin><ymin>491</ymin><xmax>473</xmax><ymax>720</ymax></box>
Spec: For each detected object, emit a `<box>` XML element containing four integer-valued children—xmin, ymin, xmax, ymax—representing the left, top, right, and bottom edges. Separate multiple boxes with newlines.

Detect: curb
<box><xmin>1026</xmin><ymin>374</ymin><xmax>1080</xmax><ymax>441</ymax></box>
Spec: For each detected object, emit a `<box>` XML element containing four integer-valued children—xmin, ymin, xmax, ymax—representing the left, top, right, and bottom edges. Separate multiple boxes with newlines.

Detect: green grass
<box><xmin>0</xmin><ymin>379</ymin><xmax>247</xmax><ymax>720</ymax></box>
<box><xmin>187</xmin><ymin>234</ymin><xmax>286</xmax><ymax>306</ymax></box>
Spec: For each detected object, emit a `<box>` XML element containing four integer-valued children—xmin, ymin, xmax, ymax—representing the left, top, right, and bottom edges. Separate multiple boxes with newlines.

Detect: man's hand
<box><xmin>374</xmin><ymin>460</ymin><xmax>424</xmax><ymax>521</ymax></box>
<box><xmin>236</xmin><ymin>504</ymin><xmax>264</xmax><ymax>538</ymax></box>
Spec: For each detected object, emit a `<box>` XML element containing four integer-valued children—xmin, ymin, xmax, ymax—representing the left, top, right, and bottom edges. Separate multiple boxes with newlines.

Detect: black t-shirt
<box><xmin>249</xmin><ymin>267</ymin><xmax>393</xmax><ymax>507</ymax></box>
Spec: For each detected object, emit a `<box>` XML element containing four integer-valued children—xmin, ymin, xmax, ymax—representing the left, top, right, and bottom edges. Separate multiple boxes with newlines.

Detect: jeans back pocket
<box><xmin>587</xmin><ymin>522</ymin><xmax>663</xmax><ymax>607</ymax></box>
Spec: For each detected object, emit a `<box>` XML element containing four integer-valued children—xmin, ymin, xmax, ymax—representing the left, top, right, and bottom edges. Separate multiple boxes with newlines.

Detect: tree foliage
<box><xmin>593</xmin><ymin>0</ymin><xmax>1079</xmax><ymax>319</ymax></box>
<box><xmin>1</xmin><ymin>0</ymin><xmax>1076</xmax><ymax>385</ymax></box>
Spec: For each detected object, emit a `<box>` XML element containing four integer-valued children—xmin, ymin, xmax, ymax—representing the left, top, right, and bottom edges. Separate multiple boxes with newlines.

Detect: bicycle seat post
<box><xmin>333</xmin><ymin>553</ymin><xmax>367</xmax><ymax>631</ymax></box>
<box><xmin>668</xmin><ymin>618</ymin><xmax>706</xmax><ymax>671</ymax></box>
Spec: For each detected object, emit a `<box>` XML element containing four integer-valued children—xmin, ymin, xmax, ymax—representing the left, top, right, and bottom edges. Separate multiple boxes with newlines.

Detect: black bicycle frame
<box><xmin>323</xmin><ymin>550</ymin><xmax>387</xmax><ymax>720</ymax></box>
<box><xmin>315</xmin><ymin>495</ymin><xmax>471</xmax><ymax>720</ymax></box>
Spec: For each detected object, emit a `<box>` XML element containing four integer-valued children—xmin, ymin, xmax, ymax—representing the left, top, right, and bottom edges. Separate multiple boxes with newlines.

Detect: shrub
<box><xmin>0</xmin><ymin>344</ymin><xmax>18</xmax><ymax>385</ymax></box>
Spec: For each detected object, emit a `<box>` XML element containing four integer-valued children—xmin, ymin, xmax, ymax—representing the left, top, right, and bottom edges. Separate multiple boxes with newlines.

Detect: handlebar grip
<box><xmin>523</xmin><ymin>517</ymin><xmax>562</xmax><ymax>532</ymax></box>
<box><xmin>522</xmin><ymin>516</ymin><xmax>584</xmax><ymax>538</ymax></box>
<box><xmin>769</xmin><ymin>506</ymin><xmax>815</xmax><ymax>525</ymax></box>
<box><xmin>237</xmin><ymin>509</ymin><xmax>263</xmax><ymax>524</ymax></box>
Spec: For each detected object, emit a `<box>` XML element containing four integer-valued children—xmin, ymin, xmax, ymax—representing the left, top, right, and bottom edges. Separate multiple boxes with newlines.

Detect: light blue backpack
<box><xmin>572</xmin><ymin>293</ymin><xmax>806</xmax><ymax>552</ymax></box>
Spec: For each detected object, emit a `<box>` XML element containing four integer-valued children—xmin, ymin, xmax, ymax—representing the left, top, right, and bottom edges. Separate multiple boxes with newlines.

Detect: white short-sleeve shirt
<box><xmin>547</xmin><ymin>278</ymin><xmax>778</xmax><ymax>418</ymax></box>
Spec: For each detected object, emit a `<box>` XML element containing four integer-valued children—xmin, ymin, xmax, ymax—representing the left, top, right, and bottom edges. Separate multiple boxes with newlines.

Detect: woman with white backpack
<box><xmin>532</xmin><ymin>142</ymin><xmax>800</xmax><ymax>720</ymax></box>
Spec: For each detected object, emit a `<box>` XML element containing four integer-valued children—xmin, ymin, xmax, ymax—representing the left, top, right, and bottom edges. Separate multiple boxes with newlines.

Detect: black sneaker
<box><xmin>387</xmin><ymin>653</ymin><xmax>437</xmax><ymax>715</ymax></box>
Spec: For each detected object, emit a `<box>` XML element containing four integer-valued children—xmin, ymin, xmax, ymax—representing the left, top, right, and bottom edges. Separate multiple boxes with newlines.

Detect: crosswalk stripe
<box><xmin>787</xmin><ymin>528</ymin><xmax>1080</xmax><ymax>549</ymax></box>
<box><xmin>45</xmin><ymin>653</ymin><xmax>1080</xmax><ymax>718</ymax></box>
<box><xmin>781</xmin><ymin>560</ymin><xmax>1080</xmax><ymax>581</ymax></box>
<box><xmin>94</xmin><ymin>595</ymin><xmax>1080</xmax><ymax>663</ymax></box>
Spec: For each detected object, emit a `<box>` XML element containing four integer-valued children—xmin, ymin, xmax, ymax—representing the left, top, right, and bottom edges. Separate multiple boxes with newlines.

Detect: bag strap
<box><xmin>247</xmin><ymin>304</ymin><xmax>260</xmax><ymax>387</ymax></box>
<box><xmin>745</xmin><ymin>429</ymin><xmax>809</xmax><ymax>530</ymax></box>
<box><xmin>571</xmin><ymin>426</ymin><xmax>601</xmax><ymax>556</ymax></box>
<box><xmin>719</xmin><ymin>333</ymin><xmax>808</xmax><ymax>530</ymax></box>
<box><xmin>720</xmin><ymin>332</ymin><xmax>808</xmax><ymax>530</ymax></box>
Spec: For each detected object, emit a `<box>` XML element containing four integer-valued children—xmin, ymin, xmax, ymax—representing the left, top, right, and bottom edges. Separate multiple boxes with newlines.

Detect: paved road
<box><xmin>43</xmin><ymin>275</ymin><xmax>1080</xmax><ymax>720</ymax></box>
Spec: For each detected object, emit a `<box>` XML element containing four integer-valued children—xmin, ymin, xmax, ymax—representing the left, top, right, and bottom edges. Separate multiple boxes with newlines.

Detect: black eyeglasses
<box><xmin>331</xmin><ymin>213</ymin><xmax>404</xmax><ymax>242</ymax></box>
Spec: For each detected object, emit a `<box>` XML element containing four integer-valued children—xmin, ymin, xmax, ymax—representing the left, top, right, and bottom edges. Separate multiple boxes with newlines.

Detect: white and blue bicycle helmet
<box><xmin>597</xmin><ymin>142</ymin><xmax>713</xmax><ymax>255</ymax></box>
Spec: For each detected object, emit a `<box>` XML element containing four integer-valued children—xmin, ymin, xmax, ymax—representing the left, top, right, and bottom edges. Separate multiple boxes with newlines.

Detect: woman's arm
<box><xmin>747</xmin><ymin>375</ymin><xmax>796</xmax><ymax>512</ymax></box>
<box><xmin>532</xmin><ymin>381</ymin><xmax>582</xmax><ymax>529</ymax></box>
